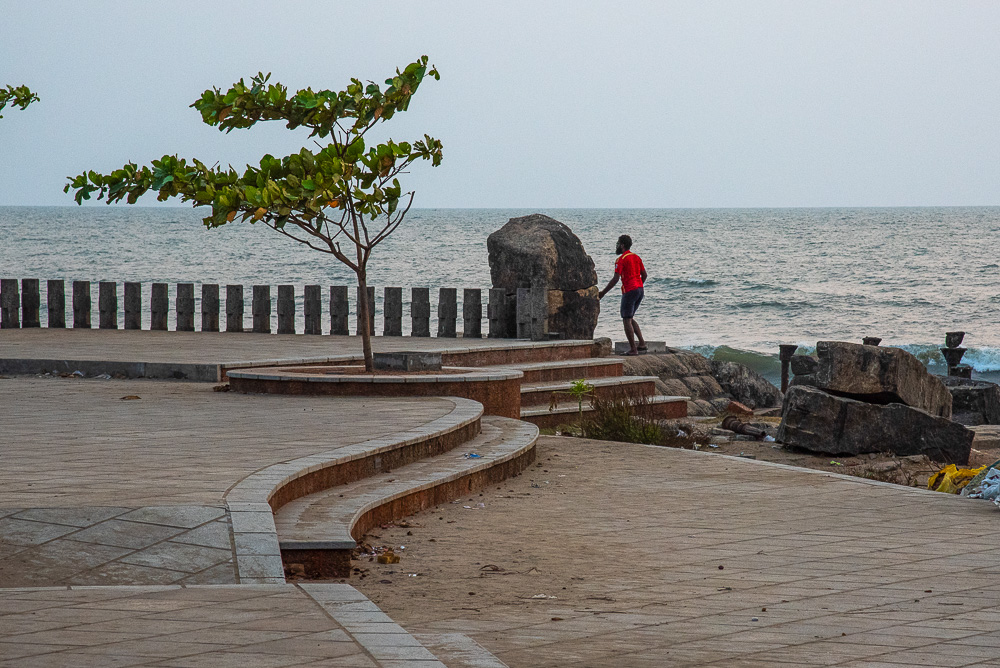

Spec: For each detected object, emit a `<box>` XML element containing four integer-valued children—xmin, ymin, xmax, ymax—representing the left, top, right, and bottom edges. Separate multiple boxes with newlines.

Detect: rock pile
<box><xmin>778</xmin><ymin>342</ymin><xmax>973</xmax><ymax>464</ymax></box>
<box><xmin>487</xmin><ymin>214</ymin><xmax>600</xmax><ymax>340</ymax></box>
<box><xmin>942</xmin><ymin>377</ymin><xmax>1000</xmax><ymax>426</ymax></box>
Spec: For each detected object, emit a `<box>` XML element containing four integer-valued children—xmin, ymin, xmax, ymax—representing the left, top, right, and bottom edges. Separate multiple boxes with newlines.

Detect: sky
<box><xmin>1</xmin><ymin>0</ymin><xmax>998</xmax><ymax>208</ymax></box>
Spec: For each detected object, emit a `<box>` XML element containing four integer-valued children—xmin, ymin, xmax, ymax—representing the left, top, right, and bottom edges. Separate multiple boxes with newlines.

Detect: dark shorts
<box><xmin>620</xmin><ymin>287</ymin><xmax>644</xmax><ymax>319</ymax></box>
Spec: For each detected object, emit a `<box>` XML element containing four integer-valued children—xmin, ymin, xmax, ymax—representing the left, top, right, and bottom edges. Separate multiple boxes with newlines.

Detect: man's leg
<box><xmin>623</xmin><ymin>318</ymin><xmax>637</xmax><ymax>354</ymax></box>
<box><xmin>632</xmin><ymin>319</ymin><xmax>646</xmax><ymax>349</ymax></box>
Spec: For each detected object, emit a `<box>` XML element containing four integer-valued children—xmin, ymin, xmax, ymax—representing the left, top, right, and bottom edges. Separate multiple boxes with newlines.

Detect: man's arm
<box><xmin>599</xmin><ymin>273</ymin><xmax>619</xmax><ymax>299</ymax></box>
<box><xmin>640</xmin><ymin>267</ymin><xmax>648</xmax><ymax>283</ymax></box>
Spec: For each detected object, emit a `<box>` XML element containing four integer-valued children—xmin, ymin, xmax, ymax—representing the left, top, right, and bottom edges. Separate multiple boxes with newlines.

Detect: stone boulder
<box><xmin>710</xmin><ymin>360</ymin><xmax>783</xmax><ymax>409</ymax></box>
<box><xmin>942</xmin><ymin>377</ymin><xmax>1000</xmax><ymax>426</ymax></box>
<box><xmin>778</xmin><ymin>386</ymin><xmax>973</xmax><ymax>464</ymax></box>
<box><xmin>813</xmin><ymin>341</ymin><xmax>952</xmax><ymax>418</ymax></box>
<box><xmin>487</xmin><ymin>214</ymin><xmax>599</xmax><ymax>339</ymax></box>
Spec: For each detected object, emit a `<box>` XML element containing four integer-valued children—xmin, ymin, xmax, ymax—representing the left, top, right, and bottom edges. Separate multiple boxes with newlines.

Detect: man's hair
<box><xmin>617</xmin><ymin>234</ymin><xmax>632</xmax><ymax>250</ymax></box>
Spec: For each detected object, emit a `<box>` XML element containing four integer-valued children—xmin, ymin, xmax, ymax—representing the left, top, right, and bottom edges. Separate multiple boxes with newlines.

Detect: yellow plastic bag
<box><xmin>928</xmin><ymin>464</ymin><xmax>987</xmax><ymax>494</ymax></box>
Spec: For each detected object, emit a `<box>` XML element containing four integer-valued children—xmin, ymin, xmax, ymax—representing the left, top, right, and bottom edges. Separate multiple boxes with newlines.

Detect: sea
<box><xmin>2</xmin><ymin>205</ymin><xmax>999</xmax><ymax>385</ymax></box>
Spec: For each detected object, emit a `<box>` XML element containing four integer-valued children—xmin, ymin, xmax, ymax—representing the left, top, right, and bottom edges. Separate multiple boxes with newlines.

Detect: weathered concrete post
<box><xmin>202</xmin><ymin>284</ymin><xmax>220</xmax><ymax>332</ymax></box>
<box><xmin>98</xmin><ymin>281</ymin><xmax>118</xmax><ymax>329</ymax></box>
<box><xmin>304</xmin><ymin>285</ymin><xmax>322</xmax><ymax>335</ymax></box>
<box><xmin>124</xmin><ymin>282</ymin><xmax>141</xmax><ymax>330</ymax></box>
<box><xmin>383</xmin><ymin>287</ymin><xmax>403</xmax><ymax>336</ymax></box>
<box><xmin>463</xmin><ymin>288</ymin><xmax>482</xmax><ymax>339</ymax></box>
<box><xmin>47</xmin><ymin>280</ymin><xmax>66</xmax><ymax>328</ymax></box>
<box><xmin>0</xmin><ymin>279</ymin><xmax>19</xmax><ymax>328</ymax></box>
<box><xmin>437</xmin><ymin>288</ymin><xmax>457</xmax><ymax>337</ymax></box>
<box><xmin>530</xmin><ymin>278</ymin><xmax>548</xmax><ymax>341</ymax></box>
<box><xmin>176</xmin><ymin>283</ymin><xmax>195</xmax><ymax>332</ymax></box>
<box><xmin>356</xmin><ymin>286</ymin><xmax>375</xmax><ymax>336</ymax></box>
<box><xmin>487</xmin><ymin>288</ymin><xmax>509</xmax><ymax>338</ymax></box>
<box><xmin>411</xmin><ymin>287</ymin><xmax>430</xmax><ymax>337</ymax></box>
<box><xmin>73</xmin><ymin>281</ymin><xmax>92</xmax><ymax>329</ymax></box>
<box><xmin>226</xmin><ymin>285</ymin><xmax>244</xmax><ymax>332</ymax></box>
<box><xmin>21</xmin><ymin>279</ymin><xmax>40</xmax><ymax>328</ymax></box>
<box><xmin>150</xmin><ymin>283</ymin><xmax>168</xmax><ymax>330</ymax></box>
<box><xmin>778</xmin><ymin>344</ymin><xmax>798</xmax><ymax>394</ymax></box>
<box><xmin>277</xmin><ymin>285</ymin><xmax>296</xmax><ymax>334</ymax></box>
<box><xmin>515</xmin><ymin>287</ymin><xmax>530</xmax><ymax>339</ymax></box>
<box><xmin>330</xmin><ymin>286</ymin><xmax>349</xmax><ymax>335</ymax></box>
<box><xmin>252</xmin><ymin>285</ymin><xmax>271</xmax><ymax>333</ymax></box>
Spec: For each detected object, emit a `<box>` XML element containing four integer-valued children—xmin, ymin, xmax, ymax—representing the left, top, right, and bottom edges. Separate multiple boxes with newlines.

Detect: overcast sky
<box><xmin>1</xmin><ymin>1</ymin><xmax>998</xmax><ymax>208</ymax></box>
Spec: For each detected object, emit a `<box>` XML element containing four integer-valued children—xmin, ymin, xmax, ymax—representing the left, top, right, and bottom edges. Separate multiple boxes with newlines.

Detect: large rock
<box><xmin>778</xmin><ymin>386</ymin><xmax>972</xmax><ymax>464</ymax></box>
<box><xmin>488</xmin><ymin>214</ymin><xmax>599</xmax><ymax>339</ymax></box>
<box><xmin>710</xmin><ymin>360</ymin><xmax>783</xmax><ymax>409</ymax></box>
<box><xmin>814</xmin><ymin>341</ymin><xmax>952</xmax><ymax>418</ymax></box>
<box><xmin>942</xmin><ymin>377</ymin><xmax>1000</xmax><ymax>426</ymax></box>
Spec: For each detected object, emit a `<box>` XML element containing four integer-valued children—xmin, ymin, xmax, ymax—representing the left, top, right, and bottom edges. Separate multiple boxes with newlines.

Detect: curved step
<box><xmin>520</xmin><ymin>375</ymin><xmax>659</xmax><ymax>406</ymax></box>
<box><xmin>522</xmin><ymin>394</ymin><xmax>690</xmax><ymax>428</ymax></box>
<box><xmin>487</xmin><ymin>357</ymin><xmax>624</xmax><ymax>383</ymax></box>
<box><xmin>275</xmin><ymin>416</ymin><xmax>538</xmax><ymax>578</ymax></box>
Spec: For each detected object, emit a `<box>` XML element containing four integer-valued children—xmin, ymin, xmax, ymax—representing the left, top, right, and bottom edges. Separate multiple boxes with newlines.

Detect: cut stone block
<box><xmin>942</xmin><ymin>377</ymin><xmax>1000</xmax><ymax>426</ymax></box>
<box><xmin>373</xmin><ymin>352</ymin><xmax>443</xmax><ymax>372</ymax></box>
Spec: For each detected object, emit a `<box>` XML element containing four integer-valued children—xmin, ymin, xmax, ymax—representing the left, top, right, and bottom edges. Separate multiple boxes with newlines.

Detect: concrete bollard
<box><xmin>0</xmin><ymin>279</ymin><xmax>19</xmax><ymax>328</ymax></box>
<box><xmin>73</xmin><ymin>281</ymin><xmax>92</xmax><ymax>329</ymax></box>
<box><xmin>202</xmin><ymin>284</ymin><xmax>220</xmax><ymax>332</ymax></box>
<box><xmin>21</xmin><ymin>279</ymin><xmax>40</xmax><ymax>328</ymax></box>
<box><xmin>226</xmin><ymin>285</ymin><xmax>244</xmax><ymax>332</ymax></box>
<box><xmin>98</xmin><ymin>281</ymin><xmax>118</xmax><ymax>329</ymax></box>
<box><xmin>411</xmin><ymin>287</ymin><xmax>430</xmax><ymax>337</ymax></box>
<box><xmin>150</xmin><ymin>283</ymin><xmax>168</xmax><ymax>330</ymax></box>
<box><xmin>516</xmin><ymin>287</ymin><xmax>530</xmax><ymax>339</ymax></box>
<box><xmin>252</xmin><ymin>285</ymin><xmax>271</xmax><ymax>333</ymax></box>
<box><xmin>330</xmin><ymin>286</ymin><xmax>349</xmax><ymax>335</ymax></box>
<box><xmin>124</xmin><ymin>282</ymin><xmax>141</xmax><ymax>330</ymax></box>
<box><xmin>383</xmin><ymin>287</ymin><xmax>403</xmax><ymax>336</ymax></box>
<box><xmin>304</xmin><ymin>284</ymin><xmax>322</xmax><ymax>335</ymax></box>
<box><xmin>277</xmin><ymin>285</ymin><xmax>295</xmax><ymax>334</ymax></box>
<box><xmin>356</xmin><ymin>286</ymin><xmax>375</xmax><ymax>336</ymax></box>
<box><xmin>176</xmin><ymin>283</ymin><xmax>195</xmax><ymax>331</ymax></box>
<box><xmin>47</xmin><ymin>280</ymin><xmax>66</xmax><ymax>328</ymax></box>
<box><xmin>463</xmin><ymin>288</ymin><xmax>482</xmax><ymax>339</ymax></box>
<box><xmin>516</xmin><ymin>284</ymin><xmax>547</xmax><ymax>340</ymax></box>
<box><xmin>437</xmin><ymin>287</ymin><xmax>457</xmax><ymax>337</ymax></box>
<box><xmin>487</xmin><ymin>288</ymin><xmax>510</xmax><ymax>338</ymax></box>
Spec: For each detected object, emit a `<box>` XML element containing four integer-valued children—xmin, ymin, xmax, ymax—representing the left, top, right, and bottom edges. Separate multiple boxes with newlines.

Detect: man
<box><xmin>599</xmin><ymin>234</ymin><xmax>647</xmax><ymax>356</ymax></box>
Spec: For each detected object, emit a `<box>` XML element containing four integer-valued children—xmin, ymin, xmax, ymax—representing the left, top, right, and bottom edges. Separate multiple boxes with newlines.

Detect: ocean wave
<box><xmin>734</xmin><ymin>300</ymin><xmax>817</xmax><ymax>310</ymax></box>
<box><xmin>647</xmin><ymin>276</ymin><xmax>719</xmax><ymax>288</ymax></box>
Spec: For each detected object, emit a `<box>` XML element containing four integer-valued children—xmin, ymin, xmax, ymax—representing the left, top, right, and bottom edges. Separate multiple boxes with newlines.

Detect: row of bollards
<box><xmin>0</xmin><ymin>279</ymin><xmax>522</xmax><ymax>338</ymax></box>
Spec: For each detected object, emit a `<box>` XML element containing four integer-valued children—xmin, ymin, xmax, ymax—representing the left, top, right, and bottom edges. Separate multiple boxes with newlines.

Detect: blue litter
<box><xmin>464</xmin><ymin>453</ymin><xmax>482</xmax><ymax>459</ymax></box>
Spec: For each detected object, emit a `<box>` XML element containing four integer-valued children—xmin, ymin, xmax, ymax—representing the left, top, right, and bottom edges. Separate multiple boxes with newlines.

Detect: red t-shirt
<box><xmin>614</xmin><ymin>251</ymin><xmax>645</xmax><ymax>293</ymax></box>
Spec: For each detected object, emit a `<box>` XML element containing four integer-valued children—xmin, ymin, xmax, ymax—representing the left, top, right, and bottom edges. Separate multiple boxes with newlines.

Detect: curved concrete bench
<box><xmin>275</xmin><ymin>416</ymin><xmax>538</xmax><ymax>578</ymax></box>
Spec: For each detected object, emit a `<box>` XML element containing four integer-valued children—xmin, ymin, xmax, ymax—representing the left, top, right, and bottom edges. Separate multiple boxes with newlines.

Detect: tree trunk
<box><xmin>356</xmin><ymin>271</ymin><xmax>374</xmax><ymax>372</ymax></box>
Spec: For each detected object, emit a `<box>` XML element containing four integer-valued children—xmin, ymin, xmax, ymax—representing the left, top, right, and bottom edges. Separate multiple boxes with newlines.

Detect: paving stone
<box><xmin>170</xmin><ymin>520</ymin><xmax>233</xmax><ymax>550</ymax></box>
<box><xmin>12</xmin><ymin>507</ymin><xmax>130</xmax><ymax>528</ymax></box>
<box><xmin>117</xmin><ymin>506</ymin><xmax>226</xmax><ymax>529</ymax></box>
<box><xmin>119</xmin><ymin>541</ymin><xmax>232</xmax><ymax>574</ymax></box>
<box><xmin>0</xmin><ymin>517</ymin><xmax>79</xmax><ymax>546</ymax></box>
<box><xmin>67</xmin><ymin>519</ymin><xmax>185</xmax><ymax>550</ymax></box>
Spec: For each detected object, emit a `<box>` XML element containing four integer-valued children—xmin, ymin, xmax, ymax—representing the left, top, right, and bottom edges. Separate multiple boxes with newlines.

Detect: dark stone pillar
<box><xmin>437</xmin><ymin>287</ymin><xmax>457</xmax><ymax>337</ymax></box>
<box><xmin>98</xmin><ymin>281</ymin><xmax>118</xmax><ymax>329</ymax></box>
<box><xmin>411</xmin><ymin>287</ymin><xmax>430</xmax><ymax>337</ymax></box>
<box><xmin>330</xmin><ymin>286</ymin><xmax>349</xmax><ymax>335</ymax></box>
<box><xmin>0</xmin><ymin>279</ymin><xmax>19</xmax><ymax>328</ymax></box>
<box><xmin>47</xmin><ymin>280</ymin><xmax>66</xmax><ymax>328</ymax></box>
<box><xmin>356</xmin><ymin>286</ymin><xmax>375</xmax><ymax>336</ymax></box>
<box><xmin>176</xmin><ymin>283</ymin><xmax>195</xmax><ymax>332</ymax></box>
<box><xmin>73</xmin><ymin>281</ymin><xmax>91</xmax><ymax>329</ymax></box>
<box><xmin>124</xmin><ymin>282</ymin><xmax>141</xmax><ymax>330</ymax></box>
<box><xmin>252</xmin><ymin>285</ymin><xmax>271</xmax><ymax>333</ymax></box>
<box><xmin>304</xmin><ymin>285</ymin><xmax>322</xmax><ymax>335</ymax></box>
<box><xmin>277</xmin><ymin>285</ymin><xmax>295</xmax><ymax>334</ymax></box>
<box><xmin>463</xmin><ymin>288</ymin><xmax>482</xmax><ymax>339</ymax></box>
<box><xmin>150</xmin><ymin>283</ymin><xmax>168</xmax><ymax>330</ymax></box>
<box><xmin>226</xmin><ymin>285</ymin><xmax>244</xmax><ymax>332</ymax></box>
<box><xmin>21</xmin><ymin>279</ymin><xmax>40</xmax><ymax>328</ymax></box>
<box><xmin>202</xmin><ymin>284</ymin><xmax>220</xmax><ymax>332</ymax></box>
<box><xmin>383</xmin><ymin>287</ymin><xmax>403</xmax><ymax>336</ymax></box>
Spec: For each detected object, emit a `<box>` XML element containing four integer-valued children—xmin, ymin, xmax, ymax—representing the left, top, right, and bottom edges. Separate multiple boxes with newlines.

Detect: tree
<box><xmin>0</xmin><ymin>85</ymin><xmax>39</xmax><ymax>118</ymax></box>
<box><xmin>66</xmin><ymin>57</ymin><xmax>442</xmax><ymax>371</ymax></box>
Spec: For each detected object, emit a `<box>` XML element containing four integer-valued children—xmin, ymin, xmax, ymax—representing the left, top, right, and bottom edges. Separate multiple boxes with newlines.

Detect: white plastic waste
<box><xmin>967</xmin><ymin>468</ymin><xmax>1000</xmax><ymax>502</ymax></box>
<box><xmin>763</xmin><ymin>435</ymin><xmax>776</xmax><ymax>442</ymax></box>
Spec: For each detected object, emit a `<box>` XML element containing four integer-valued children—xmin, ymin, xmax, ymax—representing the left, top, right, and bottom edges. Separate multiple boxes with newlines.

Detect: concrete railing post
<box><xmin>383</xmin><ymin>287</ymin><xmax>403</xmax><ymax>336</ymax></box>
<box><xmin>252</xmin><ymin>285</ymin><xmax>271</xmax><ymax>333</ymax></box>
<box><xmin>463</xmin><ymin>288</ymin><xmax>482</xmax><ymax>339</ymax></box>
<box><xmin>0</xmin><ymin>279</ymin><xmax>19</xmax><ymax>329</ymax></box>
<box><xmin>124</xmin><ymin>282</ymin><xmax>141</xmax><ymax>330</ymax></box>
<box><xmin>487</xmin><ymin>288</ymin><xmax>509</xmax><ymax>338</ymax></box>
<box><xmin>47</xmin><ymin>279</ymin><xmax>66</xmax><ymax>328</ymax></box>
<box><xmin>150</xmin><ymin>283</ymin><xmax>168</xmax><ymax>330</ymax></box>
<box><xmin>437</xmin><ymin>287</ymin><xmax>457</xmax><ymax>337</ymax></box>
<box><xmin>516</xmin><ymin>287</ymin><xmax>530</xmax><ymax>339</ymax></box>
<box><xmin>98</xmin><ymin>281</ymin><xmax>118</xmax><ymax>329</ymax></box>
<box><xmin>73</xmin><ymin>280</ymin><xmax>92</xmax><ymax>329</ymax></box>
<box><xmin>411</xmin><ymin>287</ymin><xmax>430</xmax><ymax>337</ymax></box>
<box><xmin>226</xmin><ymin>285</ymin><xmax>244</xmax><ymax>332</ymax></box>
<box><xmin>304</xmin><ymin>284</ymin><xmax>322</xmax><ymax>335</ymax></box>
<box><xmin>277</xmin><ymin>284</ymin><xmax>295</xmax><ymax>334</ymax></box>
<box><xmin>202</xmin><ymin>284</ymin><xmax>220</xmax><ymax>332</ymax></box>
<box><xmin>21</xmin><ymin>279</ymin><xmax>40</xmax><ymax>328</ymax></box>
<box><xmin>356</xmin><ymin>286</ymin><xmax>374</xmax><ymax>336</ymax></box>
<box><xmin>530</xmin><ymin>279</ymin><xmax>549</xmax><ymax>341</ymax></box>
<box><xmin>176</xmin><ymin>283</ymin><xmax>195</xmax><ymax>332</ymax></box>
<box><xmin>330</xmin><ymin>286</ymin><xmax>349</xmax><ymax>335</ymax></box>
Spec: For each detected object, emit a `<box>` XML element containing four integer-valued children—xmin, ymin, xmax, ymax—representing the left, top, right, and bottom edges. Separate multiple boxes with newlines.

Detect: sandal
<box><xmin>624</xmin><ymin>350</ymin><xmax>640</xmax><ymax>356</ymax></box>
<box><xmin>637</xmin><ymin>345</ymin><xmax>648</xmax><ymax>352</ymax></box>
